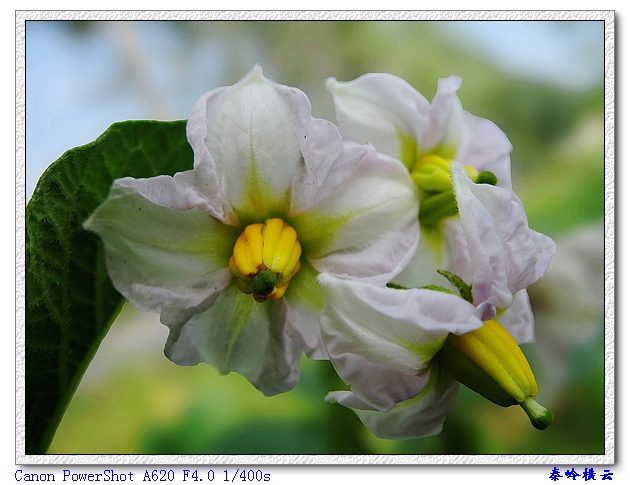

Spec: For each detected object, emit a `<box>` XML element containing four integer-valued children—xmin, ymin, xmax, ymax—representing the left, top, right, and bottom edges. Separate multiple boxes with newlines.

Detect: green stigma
<box><xmin>476</xmin><ymin>171</ymin><xmax>498</xmax><ymax>186</ymax></box>
<box><xmin>251</xmin><ymin>269</ymin><xmax>278</xmax><ymax>298</ymax></box>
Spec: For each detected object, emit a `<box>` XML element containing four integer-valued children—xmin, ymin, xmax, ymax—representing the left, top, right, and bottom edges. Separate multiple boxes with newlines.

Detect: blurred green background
<box><xmin>27</xmin><ymin>20</ymin><xmax>605</xmax><ymax>455</ymax></box>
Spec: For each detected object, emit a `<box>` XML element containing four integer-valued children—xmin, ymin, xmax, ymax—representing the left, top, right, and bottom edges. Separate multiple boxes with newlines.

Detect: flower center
<box><xmin>412</xmin><ymin>155</ymin><xmax>498</xmax><ymax>227</ymax></box>
<box><xmin>228</xmin><ymin>218</ymin><xmax>302</xmax><ymax>303</ymax></box>
<box><xmin>410</xmin><ymin>154</ymin><xmax>479</xmax><ymax>192</ymax></box>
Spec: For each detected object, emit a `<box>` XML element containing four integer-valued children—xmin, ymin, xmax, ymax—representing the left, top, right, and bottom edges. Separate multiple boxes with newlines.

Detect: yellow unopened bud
<box><xmin>436</xmin><ymin>319</ymin><xmax>553</xmax><ymax>430</ymax></box>
<box><xmin>229</xmin><ymin>218</ymin><xmax>302</xmax><ymax>303</ymax></box>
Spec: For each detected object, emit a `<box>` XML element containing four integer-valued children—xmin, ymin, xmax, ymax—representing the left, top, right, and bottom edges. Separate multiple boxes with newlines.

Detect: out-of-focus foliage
<box><xmin>36</xmin><ymin>20</ymin><xmax>605</xmax><ymax>455</ymax></box>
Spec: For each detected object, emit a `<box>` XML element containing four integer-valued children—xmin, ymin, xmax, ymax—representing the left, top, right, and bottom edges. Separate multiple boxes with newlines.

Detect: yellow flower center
<box><xmin>228</xmin><ymin>218</ymin><xmax>302</xmax><ymax>303</ymax></box>
<box><xmin>410</xmin><ymin>154</ymin><xmax>479</xmax><ymax>192</ymax></box>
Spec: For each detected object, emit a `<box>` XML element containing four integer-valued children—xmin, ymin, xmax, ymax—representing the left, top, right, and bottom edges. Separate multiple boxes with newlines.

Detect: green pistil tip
<box><xmin>476</xmin><ymin>171</ymin><xmax>498</xmax><ymax>186</ymax></box>
<box><xmin>251</xmin><ymin>270</ymin><xmax>278</xmax><ymax>296</ymax></box>
<box><xmin>520</xmin><ymin>396</ymin><xmax>554</xmax><ymax>430</ymax></box>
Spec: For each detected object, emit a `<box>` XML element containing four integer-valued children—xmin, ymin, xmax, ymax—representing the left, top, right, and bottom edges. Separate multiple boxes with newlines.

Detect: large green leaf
<box><xmin>25</xmin><ymin>120</ymin><xmax>193</xmax><ymax>454</ymax></box>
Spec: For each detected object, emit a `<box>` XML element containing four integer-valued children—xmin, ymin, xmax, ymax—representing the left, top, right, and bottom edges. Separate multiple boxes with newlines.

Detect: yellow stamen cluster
<box><xmin>229</xmin><ymin>218</ymin><xmax>302</xmax><ymax>303</ymax></box>
<box><xmin>436</xmin><ymin>319</ymin><xmax>553</xmax><ymax>430</ymax></box>
<box><xmin>410</xmin><ymin>154</ymin><xmax>479</xmax><ymax>192</ymax></box>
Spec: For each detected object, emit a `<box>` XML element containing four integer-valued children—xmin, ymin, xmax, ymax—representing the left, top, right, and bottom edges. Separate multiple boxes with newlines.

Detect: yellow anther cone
<box><xmin>436</xmin><ymin>319</ymin><xmax>553</xmax><ymax>430</ymax></box>
<box><xmin>410</xmin><ymin>154</ymin><xmax>480</xmax><ymax>193</ymax></box>
<box><xmin>230</xmin><ymin>218</ymin><xmax>302</xmax><ymax>302</ymax></box>
<box><xmin>232</xmin><ymin>223</ymin><xmax>264</xmax><ymax>277</ymax></box>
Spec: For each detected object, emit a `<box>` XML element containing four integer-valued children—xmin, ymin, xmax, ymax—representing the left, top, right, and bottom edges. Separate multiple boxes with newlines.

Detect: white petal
<box><xmin>84</xmin><ymin>182</ymin><xmax>236</xmax><ymax>318</ymax></box>
<box><xmin>164</xmin><ymin>282</ymin><xmax>308</xmax><ymax>396</ymax></box>
<box><xmin>326</xmin><ymin>73</ymin><xmax>430</xmax><ymax>163</ymax></box>
<box><xmin>498</xmin><ymin>289</ymin><xmax>536</xmax><ymax>344</ymax></box>
<box><xmin>294</xmin><ymin>149</ymin><xmax>419</xmax><ymax>284</ymax></box>
<box><xmin>112</xmin><ymin>172</ymin><xmax>228</xmax><ymax>223</ymax></box>
<box><xmin>422</xmin><ymin>75</ymin><xmax>464</xmax><ymax>153</ymax></box>
<box><xmin>287</xmin><ymin>304</ymin><xmax>327</xmax><ymax>360</ymax></box>
<box><xmin>394</xmin><ymin>223</ymin><xmax>462</xmax><ymax>289</ymax></box>
<box><xmin>284</xmin><ymin>264</ymin><xmax>328</xmax><ymax>359</ymax></box>
<box><xmin>452</xmin><ymin>163</ymin><xmax>555</xmax><ymax>309</ymax></box>
<box><xmin>440</xmin><ymin>216</ymin><xmax>474</xmax><ymax>283</ymax></box>
<box><xmin>289</xmin><ymin>119</ymin><xmax>366</xmax><ymax>215</ymax></box>
<box><xmin>327</xmin><ymin>364</ymin><xmax>459</xmax><ymax>440</ymax></box>
<box><xmin>427</xmin><ymin>76</ymin><xmax>513</xmax><ymax>188</ymax></box>
<box><xmin>325</xmin><ymin>354</ymin><xmax>431</xmax><ymax>413</ymax></box>
<box><xmin>457</xmin><ymin>111</ymin><xmax>513</xmax><ymax>189</ymax></box>
<box><xmin>318</xmin><ymin>274</ymin><xmax>481</xmax><ymax>410</ymax></box>
<box><xmin>187</xmin><ymin>65</ymin><xmax>312</xmax><ymax>222</ymax></box>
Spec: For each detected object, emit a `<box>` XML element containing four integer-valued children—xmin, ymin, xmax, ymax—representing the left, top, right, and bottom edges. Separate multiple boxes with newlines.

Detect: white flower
<box><xmin>326</xmin><ymin>73</ymin><xmax>515</xmax><ymax>288</ymax></box>
<box><xmin>84</xmin><ymin>66</ymin><xmax>419</xmax><ymax>396</ymax></box>
<box><xmin>447</xmin><ymin>163</ymin><xmax>556</xmax><ymax>339</ymax></box>
<box><xmin>319</xmin><ymin>273</ymin><xmax>480</xmax><ymax>439</ymax></box>
<box><xmin>319</xmin><ymin>164</ymin><xmax>555</xmax><ymax>439</ymax></box>
<box><xmin>326</xmin><ymin>72</ymin><xmax>513</xmax><ymax>189</ymax></box>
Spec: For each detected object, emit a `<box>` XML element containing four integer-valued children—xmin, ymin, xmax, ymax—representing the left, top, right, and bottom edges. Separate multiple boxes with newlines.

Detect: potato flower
<box><xmin>326</xmin><ymin>71</ymin><xmax>554</xmax><ymax>346</ymax></box>
<box><xmin>319</xmin><ymin>164</ymin><xmax>555</xmax><ymax>439</ymax></box>
<box><xmin>326</xmin><ymin>73</ymin><xmax>514</xmax><ymax>288</ymax></box>
<box><xmin>84</xmin><ymin>66</ymin><xmax>419</xmax><ymax>396</ymax></box>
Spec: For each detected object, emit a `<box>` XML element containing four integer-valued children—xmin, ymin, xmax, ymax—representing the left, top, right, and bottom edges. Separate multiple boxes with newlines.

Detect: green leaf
<box><xmin>25</xmin><ymin>120</ymin><xmax>193</xmax><ymax>454</ymax></box>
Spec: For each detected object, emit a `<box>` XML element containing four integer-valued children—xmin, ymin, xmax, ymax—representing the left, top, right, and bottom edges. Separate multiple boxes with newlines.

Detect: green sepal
<box><xmin>386</xmin><ymin>282</ymin><xmax>456</xmax><ymax>296</ymax></box>
<box><xmin>437</xmin><ymin>270</ymin><xmax>473</xmax><ymax>303</ymax></box>
<box><xmin>386</xmin><ymin>282</ymin><xmax>409</xmax><ymax>290</ymax></box>
<box><xmin>418</xmin><ymin>285</ymin><xmax>457</xmax><ymax>295</ymax></box>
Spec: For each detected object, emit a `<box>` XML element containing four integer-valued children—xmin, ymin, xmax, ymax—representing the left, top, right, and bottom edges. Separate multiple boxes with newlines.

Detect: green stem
<box><xmin>419</xmin><ymin>189</ymin><xmax>458</xmax><ymax>227</ymax></box>
<box><xmin>323</xmin><ymin>362</ymin><xmax>371</xmax><ymax>453</ymax></box>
